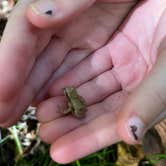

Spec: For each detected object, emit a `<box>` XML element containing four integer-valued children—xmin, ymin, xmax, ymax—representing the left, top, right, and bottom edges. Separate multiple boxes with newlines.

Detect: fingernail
<box><xmin>30</xmin><ymin>0</ymin><xmax>55</xmax><ymax>16</ymax></box>
<box><xmin>127</xmin><ymin>116</ymin><xmax>145</xmax><ymax>142</ymax></box>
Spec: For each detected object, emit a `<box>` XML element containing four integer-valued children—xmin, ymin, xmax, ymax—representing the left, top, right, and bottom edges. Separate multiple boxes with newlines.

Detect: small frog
<box><xmin>61</xmin><ymin>87</ymin><xmax>87</xmax><ymax>118</ymax></box>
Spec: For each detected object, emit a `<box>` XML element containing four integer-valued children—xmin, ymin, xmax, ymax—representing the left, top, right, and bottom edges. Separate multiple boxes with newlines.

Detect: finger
<box><xmin>37</xmin><ymin>95</ymin><xmax>98</xmax><ymax>124</ymax></box>
<box><xmin>0</xmin><ymin>0</ymin><xmax>36</xmax><ymax>100</ymax></box>
<box><xmin>27</xmin><ymin>0</ymin><xmax>96</xmax><ymax>28</ymax></box>
<box><xmin>34</xmin><ymin>48</ymin><xmax>91</xmax><ymax>105</ymax></box>
<box><xmin>38</xmin><ymin>66</ymin><xmax>121</xmax><ymax>122</ymax></box>
<box><xmin>49</xmin><ymin>113</ymin><xmax>120</xmax><ymax>164</ymax></box>
<box><xmin>38</xmin><ymin>69</ymin><xmax>121</xmax><ymax>123</ymax></box>
<box><xmin>117</xmin><ymin>40</ymin><xmax>166</xmax><ymax>144</ymax></box>
<box><xmin>0</xmin><ymin>0</ymin><xmax>52</xmax><ymax>101</ymax></box>
<box><xmin>0</xmin><ymin>0</ymin><xmax>52</xmax><ymax>126</ymax></box>
<box><xmin>49</xmin><ymin>45</ymin><xmax>113</xmax><ymax>96</ymax></box>
<box><xmin>0</xmin><ymin>37</ymin><xmax>70</xmax><ymax>127</ymax></box>
<box><xmin>77</xmin><ymin>70</ymin><xmax>121</xmax><ymax>104</ymax></box>
<box><xmin>37</xmin><ymin>96</ymin><xmax>67</xmax><ymax>122</ymax></box>
<box><xmin>38</xmin><ymin>91</ymin><xmax>125</xmax><ymax>144</ymax></box>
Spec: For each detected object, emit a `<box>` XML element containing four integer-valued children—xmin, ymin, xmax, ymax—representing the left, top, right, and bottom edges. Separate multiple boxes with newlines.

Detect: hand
<box><xmin>36</xmin><ymin>0</ymin><xmax>166</xmax><ymax>163</ymax></box>
<box><xmin>0</xmin><ymin>0</ymin><xmax>135</xmax><ymax>127</ymax></box>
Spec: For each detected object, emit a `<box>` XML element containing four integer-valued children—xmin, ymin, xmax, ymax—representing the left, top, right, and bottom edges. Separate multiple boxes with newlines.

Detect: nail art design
<box><xmin>128</xmin><ymin>116</ymin><xmax>145</xmax><ymax>141</ymax></box>
<box><xmin>31</xmin><ymin>0</ymin><xmax>55</xmax><ymax>17</ymax></box>
<box><xmin>45</xmin><ymin>10</ymin><xmax>53</xmax><ymax>16</ymax></box>
<box><xmin>130</xmin><ymin>125</ymin><xmax>138</xmax><ymax>140</ymax></box>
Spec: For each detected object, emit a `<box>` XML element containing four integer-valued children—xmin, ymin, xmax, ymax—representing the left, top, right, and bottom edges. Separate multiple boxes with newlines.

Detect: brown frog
<box><xmin>61</xmin><ymin>87</ymin><xmax>87</xmax><ymax>118</ymax></box>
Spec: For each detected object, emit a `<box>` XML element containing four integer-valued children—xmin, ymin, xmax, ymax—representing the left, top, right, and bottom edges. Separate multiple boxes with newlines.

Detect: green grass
<box><xmin>1</xmin><ymin>123</ymin><xmax>166</xmax><ymax>166</ymax></box>
<box><xmin>147</xmin><ymin>154</ymin><xmax>166</xmax><ymax>165</ymax></box>
<box><xmin>0</xmin><ymin>125</ymin><xmax>118</xmax><ymax>166</ymax></box>
<box><xmin>14</xmin><ymin>146</ymin><xmax>117</xmax><ymax>166</ymax></box>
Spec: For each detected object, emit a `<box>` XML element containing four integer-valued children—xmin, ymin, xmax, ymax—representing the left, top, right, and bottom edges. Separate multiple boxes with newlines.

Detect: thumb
<box><xmin>26</xmin><ymin>0</ymin><xmax>95</xmax><ymax>28</ymax></box>
<box><xmin>117</xmin><ymin>41</ymin><xmax>166</xmax><ymax>145</ymax></box>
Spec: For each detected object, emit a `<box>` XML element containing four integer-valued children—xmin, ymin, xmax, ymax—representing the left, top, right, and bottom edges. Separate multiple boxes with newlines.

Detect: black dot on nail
<box><xmin>45</xmin><ymin>10</ymin><xmax>53</xmax><ymax>16</ymax></box>
<box><xmin>130</xmin><ymin>125</ymin><xmax>138</xmax><ymax>140</ymax></box>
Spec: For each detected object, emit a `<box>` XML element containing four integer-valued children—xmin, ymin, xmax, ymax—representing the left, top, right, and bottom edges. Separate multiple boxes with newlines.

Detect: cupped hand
<box><xmin>36</xmin><ymin>0</ymin><xmax>166</xmax><ymax>163</ymax></box>
<box><xmin>0</xmin><ymin>0</ymin><xmax>135</xmax><ymax>127</ymax></box>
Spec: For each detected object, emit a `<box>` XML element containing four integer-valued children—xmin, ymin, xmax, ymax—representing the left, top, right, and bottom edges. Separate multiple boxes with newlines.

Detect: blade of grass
<box><xmin>148</xmin><ymin>153</ymin><xmax>166</xmax><ymax>165</ymax></box>
<box><xmin>76</xmin><ymin>160</ymin><xmax>81</xmax><ymax>166</ymax></box>
<box><xmin>9</xmin><ymin>126</ymin><xmax>23</xmax><ymax>157</ymax></box>
<box><xmin>0</xmin><ymin>135</ymin><xmax>11</xmax><ymax>144</ymax></box>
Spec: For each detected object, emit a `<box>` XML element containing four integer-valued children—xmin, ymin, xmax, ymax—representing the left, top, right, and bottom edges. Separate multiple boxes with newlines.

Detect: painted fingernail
<box><xmin>30</xmin><ymin>0</ymin><xmax>55</xmax><ymax>16</ymax></box>
<box><xmin>127</xmin><ymin>116</ymin><xmax>145</xmax><ymax>142</ymax></box>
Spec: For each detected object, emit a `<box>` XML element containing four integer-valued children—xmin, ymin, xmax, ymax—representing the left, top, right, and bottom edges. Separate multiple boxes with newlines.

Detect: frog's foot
<box><xmin>72</xmin><ymin>109</ymin><xmax>86</xmax><ymax>119</ymax></box>
<box><xmin>60</xmin><ymin>107</ymin><xmax>72</xmax><ymax>115</ymax></box>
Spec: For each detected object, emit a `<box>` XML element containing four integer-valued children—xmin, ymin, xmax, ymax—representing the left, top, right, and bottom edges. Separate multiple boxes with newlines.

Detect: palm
<box><xmin>0</xmin><ymin>0</ymin><xmax>135</xmax><ymax>126</ymax></box>
<box><xmin>37</xmin><ymin>0</ymin><xmax>166</xmax><ymax>163</ymax></box>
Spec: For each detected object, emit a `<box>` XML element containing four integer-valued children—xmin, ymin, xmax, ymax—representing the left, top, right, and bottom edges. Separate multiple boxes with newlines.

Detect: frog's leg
<box><xmin>60</xmin><ymin>102</ymin><xmax>72</xmax><ymax>114</ymax></box>
<box><xmin>79</xmin><ymin>95</ymin><xmax>87</xmax><ymax>104</ymax></box>
<box><xmin>74</xmin><ymin>109</ymin><xmax>86</xmax><ymax>118</ymax></box>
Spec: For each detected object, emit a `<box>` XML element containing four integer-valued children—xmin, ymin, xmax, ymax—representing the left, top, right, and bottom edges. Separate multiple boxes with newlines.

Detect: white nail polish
<box><xmin>31</xmin><ymin>0</ymin><xmax>55</xmax><ymax>16</ymax></box>
<box><xmin>127</xmin><ymin>116</ymin><xmax>145</xmax><ymax>142</ymax></box>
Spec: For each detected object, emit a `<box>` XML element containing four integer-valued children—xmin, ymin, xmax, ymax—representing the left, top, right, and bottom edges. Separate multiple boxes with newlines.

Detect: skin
<box><xmin>36</xmin><ymin>0</ymin><xmax>166</xmax><ymax>164</ymax></box>
<box><xmin>0</xmin><ymin>0</ymin><xmax>135</xmax><ymax>127</ymax></box>
<box><xmin>0</xmin><ymin>0</ymin><xmax>166</xmax><ymax>164</ymax></box>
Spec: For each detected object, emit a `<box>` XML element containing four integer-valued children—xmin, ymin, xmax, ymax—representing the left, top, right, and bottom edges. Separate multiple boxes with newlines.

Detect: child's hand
<box><xmin>0</xmin><ymin>0</ymin><xmax>134</xmax><ymax>127</ymax></box>
<box><xmin>36</xmin><ymin>0</ymin><xmax>166</xmax><ymax>163</ymax></box>
<box><xmin>27</xmin><ymin>0</ymin><xmax>136</xmax><ymax>28</ymax></box>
